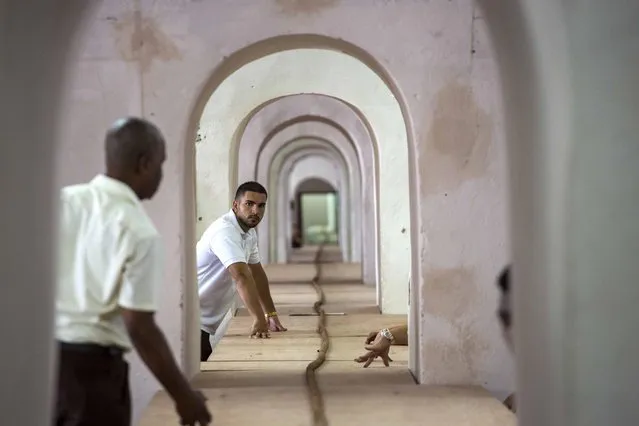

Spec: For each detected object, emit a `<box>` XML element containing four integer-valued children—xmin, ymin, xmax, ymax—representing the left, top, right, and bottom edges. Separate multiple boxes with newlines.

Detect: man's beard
<box><xmin>238</xmin><ymin>215</ymin><xmax>260</xmax><ymax>229</ymax></box>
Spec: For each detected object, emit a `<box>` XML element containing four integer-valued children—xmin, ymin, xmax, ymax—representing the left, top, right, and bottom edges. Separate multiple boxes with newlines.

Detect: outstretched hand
<box><xmin>175</xmin><ymin>389</ymin><xmax>212</xmax><ymax>426</ymax></box>
<box><xmin>267</xmin><ymin>315</ymin><xmax>288</xmax><ymax>332</ymax></box>
<box><xmin>249</xmin><ymin>318</ymin><xmax>270</xmax><ymax>339</ymax></box>
<box><xmin>365</xmin><ymin>331</ymin><xmax>378</xmax><ymax>344</ymax></box>
<box><xmin>355</xmin><ymin>330</ymin><xmax>393</xmax><ymax>368</ymax></box>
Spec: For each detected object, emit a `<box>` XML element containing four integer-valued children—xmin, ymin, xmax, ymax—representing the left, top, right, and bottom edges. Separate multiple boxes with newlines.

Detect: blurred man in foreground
<box><xmin>54</xmin><ymin>118</ymin><xmax>212</xmax><ymax>426</ymax></box>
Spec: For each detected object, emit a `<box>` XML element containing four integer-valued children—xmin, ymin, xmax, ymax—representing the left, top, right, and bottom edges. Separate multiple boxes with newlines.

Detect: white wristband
<box><xmin>380</xmin><ymin>328</ymin><xmax>395</xmax><ymax>343</ymax></box>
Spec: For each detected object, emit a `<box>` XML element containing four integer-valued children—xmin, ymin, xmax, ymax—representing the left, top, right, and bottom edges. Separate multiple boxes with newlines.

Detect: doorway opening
<box><xmin>298</xmin><ymin>191</ymin><xmax>339</xmax><ymax>246</ymax></box>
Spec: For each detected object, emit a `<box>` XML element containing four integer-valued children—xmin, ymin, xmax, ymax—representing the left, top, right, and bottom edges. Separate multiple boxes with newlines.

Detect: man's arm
<box><xmin>249</xmin><ymin>262</ymin><xmax>287</xmax><ymax>332</ymax></box>
<box><xmin>246</xmin><ymin>237</ymin><xmax>275</xmax><ymax>315</ymax></box>
<box><xmin>118</xmin><ymin>233</ymin><xmax>211</xmax><ymax>425</ymax></box>
<box><xmin>226</xmin><ymin>262</ymin><xmax>265</xmax><ymax>321</ymax></box>
<box><xmin>208</xmin><ymin>231</ymin><xmax>265</xmax><ymax>325</ymax></box>
<box><xmin>122</xmin><ymin>310</ymin><xmax>195</xmax><ymax>401</ymax></box>
<box><xmin>248</xmin><ymin>263</ymin><xmax>276</xmax><ymax>315</ymax></box>
<box><xmin>356</xmin><ymin>323</ymin><xmax>408</xmax><ymax>368</ymax></box>
<box><xmin>246</xmin><ymin>239</ymin><xmax>286</xmax><ymax>332</ymax></box>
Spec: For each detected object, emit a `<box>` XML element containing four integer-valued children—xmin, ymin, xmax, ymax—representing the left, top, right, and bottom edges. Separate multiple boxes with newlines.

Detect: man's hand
<box><xmin>121</xmin><ymin>309</ymin><xmax>212</xmax><ymax>424</ymax></box>
<box><xmin>354</xmin><ymin>331</ymin><xmax>393</xmax><ymax>368</ymax></box>
<box><xmin>267</xmin><ymin>315</ymin><xmax>288</xmax><ymax>332</ymax></box>
<box><xmin>250</xmin><ymin>317</ymin><xmax>270</xmax><ymax>338</ymax></box>
<box><xmin>175</xmin><ymin>389</ymin><xmax>212</xmax><ymax>426</ymax></box>
<box><xmin>365</xmin><ymin>331</ymin><xmax>378</xmax><ymax>344</ymax></box>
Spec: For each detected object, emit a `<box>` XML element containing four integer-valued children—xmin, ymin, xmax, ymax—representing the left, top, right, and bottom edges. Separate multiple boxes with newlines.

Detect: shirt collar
<box><xmin>90</xmin><ymin>174</ymin><xmax>141</xmax><ymax>206</ymax></box>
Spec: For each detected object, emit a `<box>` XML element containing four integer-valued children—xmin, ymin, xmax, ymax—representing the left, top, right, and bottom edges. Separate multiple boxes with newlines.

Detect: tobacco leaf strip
<box><xmin>304</xmin><ymin>244</ymin><xmax>329</xmax><ymax>426</ymax></box>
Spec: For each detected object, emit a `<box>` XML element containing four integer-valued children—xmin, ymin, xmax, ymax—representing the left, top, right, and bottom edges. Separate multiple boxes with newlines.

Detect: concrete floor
<box><xmin>139</xmin><ymin>254</ymin><xmax>516</xmax><ymax>425</ymax></box>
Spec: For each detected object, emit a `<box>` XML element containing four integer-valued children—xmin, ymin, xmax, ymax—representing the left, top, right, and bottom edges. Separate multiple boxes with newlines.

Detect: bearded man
<box><xmin>197</xmin><ymin>181</ymin><xmax>287</xmax><ymax>361</ymax></box>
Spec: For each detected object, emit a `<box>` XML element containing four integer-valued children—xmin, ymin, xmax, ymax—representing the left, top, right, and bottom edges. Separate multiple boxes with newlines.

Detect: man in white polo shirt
<box><xmin>198</xmin><ymin>181</ymin><xmax>287</xmax><ymax>361</ymax></box>
<box><xmin>55</xmin><ymin>118</ymin><xmax>211</xmax><ymax>426</ymax></box>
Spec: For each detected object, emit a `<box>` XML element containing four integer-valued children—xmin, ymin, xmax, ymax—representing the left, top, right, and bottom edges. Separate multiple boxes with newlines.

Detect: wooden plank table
<box><xmin>139</xmin><ymin>280</ymin><xmax>515</xmax><ymax>425</ymax></box>
<box><xmin>140</xmin><ymin>385</ymin><xmax>516</xmax><ymax>426</ymax></box>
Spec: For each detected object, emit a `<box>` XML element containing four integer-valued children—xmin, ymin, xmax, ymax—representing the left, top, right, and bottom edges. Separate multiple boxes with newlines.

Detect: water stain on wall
<box><xmin>110</xmin><ymin>11</ymin><xmax>182</xmax><ymax>73</ymax></box>
<box><xmin>419</xmin><ymin>81</ymin><xmax>492</xmax><ymax>196</ymax></box>
<box><xmin>274</xmin><ymin>0</ymin><xmax>339</xmax><ymax>16</ymax></box>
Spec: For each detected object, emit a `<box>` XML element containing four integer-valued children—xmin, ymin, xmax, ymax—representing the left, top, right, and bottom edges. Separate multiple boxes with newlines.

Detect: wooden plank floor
<box><xmin>139</xmin><ymin>272</ymin><xmax>516</xmax><ymax>425</ymax></box>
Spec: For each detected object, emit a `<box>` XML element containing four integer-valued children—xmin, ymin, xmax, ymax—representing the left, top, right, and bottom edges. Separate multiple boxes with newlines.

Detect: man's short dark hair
<box><xmin>235</xmin><ymin>181</ymin><xmax>267</xmax><ymax>200</ymax></box>
<box><xmin>105</xmin><ymin>117</ymin><xmax>163</xmax><ymax>171</ymax></box>
<box><xmin>497</xmin><ymin>265</ymin><xmax>511</xmax><ymax>293</ymax></box>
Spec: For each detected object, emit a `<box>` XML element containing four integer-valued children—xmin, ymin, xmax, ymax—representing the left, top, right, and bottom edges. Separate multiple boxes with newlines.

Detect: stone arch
<box><xmin>237</xmin><ymin>94</ymin><xmax>373</xmax><ymax>175</ymax></box>
<box><xmin>255</xmin><ymin>122</ymin><xmax>361</xmax><ymax>265</ymax></box>
<box><xmin>235</xmin><ymin>93</ymin><xmax>378</xmax><ymax>284</ymax></box>
<box><xmin>266</xmin><ymin>138</ymin><xmax>349</xmax><ymax>263</ymax></box>
<box><xmin>193</xmin><ymin>45</ymin><xmax>412</xmax><ymax>321</ymax></box>
<box><xmin>296</xmin><ymin>177</ymin><xmax>336</xmax><ymax>193</ymax></box>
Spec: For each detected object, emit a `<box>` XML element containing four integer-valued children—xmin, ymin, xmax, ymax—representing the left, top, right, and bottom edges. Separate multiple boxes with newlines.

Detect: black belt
<box><xmin>58</xmin><ymin>341</ymin><xmax>125</xmax><ymax>357</ymax></box>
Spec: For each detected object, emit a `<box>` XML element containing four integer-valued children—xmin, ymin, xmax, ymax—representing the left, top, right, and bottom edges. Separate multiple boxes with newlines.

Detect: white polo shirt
<box><xmin>197</xmin><ymin>210</ymin><xmax>260</xmax><ymax>334</ymax></box>
<box><xmin>56</xmin><ymin>174</ymin><xmax>162</xmax><ymax>350</ymax></box>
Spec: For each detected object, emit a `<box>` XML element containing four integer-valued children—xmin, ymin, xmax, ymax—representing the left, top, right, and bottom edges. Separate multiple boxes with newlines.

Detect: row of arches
<box><xmin>236</xmin><ymin>94</ymin><xmax>378</xmax><ymax>283</ymax></box>
<box><xmin>194</xmin><ymin>48</ymin><xmax>412</xmax><ymax>322</ymax></box>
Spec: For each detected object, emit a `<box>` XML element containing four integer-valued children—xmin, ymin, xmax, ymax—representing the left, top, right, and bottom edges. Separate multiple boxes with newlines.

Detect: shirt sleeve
<box><xmin>118</xmin><ymin>233</ymin><xmax>163</xmax><ymax>312</ymax></box>
<box><xmin>209</xmin><ymin>227</ymin><xmax>249</xmax><ymax>268</ymax></box>
<box><xmin>247</xmin><ymin>234</ymin><xmax>261</xmax><ymax>265</ymax></box>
